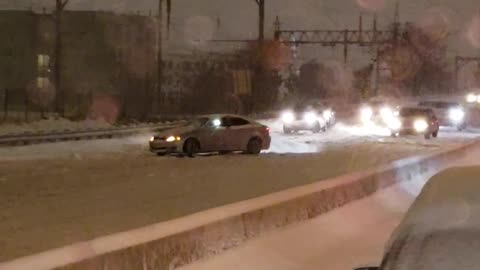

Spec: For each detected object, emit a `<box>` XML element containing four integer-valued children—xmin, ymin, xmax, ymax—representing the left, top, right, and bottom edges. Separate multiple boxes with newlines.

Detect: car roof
<box><xmin>387</xmin><ymin>166</ymin><xmax>480</xmax><ymax>247</ymax></box>
<box><xmin>197</xmin><ymin>114</ymin><xmax>259</xmax><ymax>123</ymax></box>
<box><xmin>399</xmin><ymin>106</ymin><xmax>432</xmax><ymax>113</ymax></box>
<box><xmin>419</xmin><ymin>100</ymin><xmax>460</xmax><ymax>106</ymax></box>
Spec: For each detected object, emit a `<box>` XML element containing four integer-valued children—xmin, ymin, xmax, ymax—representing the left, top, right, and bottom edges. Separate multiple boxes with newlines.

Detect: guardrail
<box><xmin>0</xmin><ymin>121</ymin><xmax>185</xmax><ymax>147</ymax></box>
<box><xmin>2</xmin><ymin>139</ymin><xmax>477</xmax><ymax>270</ymax></box>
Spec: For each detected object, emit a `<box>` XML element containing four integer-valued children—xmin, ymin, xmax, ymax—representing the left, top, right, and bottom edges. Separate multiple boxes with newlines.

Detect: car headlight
<box><xmin>360</xmin><ymin>107</ymin><xmax>373</xmax><ymax>123</ymax></box>
<box><xmin>386</xmin><ymin>118</ymin><xmax>402</xmax><ymax>130</ymax></box>
<box><xmin>449</xmin><ymin>108</ymin><xmax>465</xmax><ymax>122</ymax></box>
<box><xmin>380</xmin><ymin>107</ymin><xmax>393</xmax><ymax>121</ymax></box>
<box><xmin>414</xmin><ymin>119</ymin><xmax>428</xmax><ymax>132</ymax></box>
<box><xmin>304</xmin><ymin>112</ymin><xmax>318</xmax><ymax>124</ymax></box>
<box><xmin>322</xmin><ymin>109</ymin><xmax>332</xmax><ymax>120</ymax></box>
<box><xmin>166</xmin><ymin>136</ymin><xmax>181</xmax><ymax>142</ymax></box>
<box><xmin>281</xmin><ymin>111</ymin><xmax>295</xmax><ymax>124</ymax></box>
<box><xmin>212</xmin><ymin>118</ymin><xmax>222</xmax><ymax>127</ymax></box>
<box><xmin>466</xmin><ymin>93</ymin><xmax>477</xmax><ymax>103</ymax></box>
<box><xmin>150</xmin><ymin>136</ymin><xmax>155</xmax><ymax>142</ymax></box>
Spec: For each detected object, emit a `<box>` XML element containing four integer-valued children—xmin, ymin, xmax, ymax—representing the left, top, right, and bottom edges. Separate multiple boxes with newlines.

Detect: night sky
<box><xmin>2</xmin><ymin>1</ymin><xmax>479</xmax><ymax>63</ymax></box>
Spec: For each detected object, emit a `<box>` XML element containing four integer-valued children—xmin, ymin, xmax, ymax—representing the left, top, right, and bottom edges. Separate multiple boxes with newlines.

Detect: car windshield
<box><xmin>189</xmin><ymin>117</ymin><xmax>210</xmax><ymax>127</ymax></box>
<box><xmin>421</xmin><ymin>102</ymin><xmax>459</xmax><ymax>109</ymax></box>
<box><xmin>2</xmin><ymin>1</ymin><xmax>480</xmax><ymax>269</ymax></box>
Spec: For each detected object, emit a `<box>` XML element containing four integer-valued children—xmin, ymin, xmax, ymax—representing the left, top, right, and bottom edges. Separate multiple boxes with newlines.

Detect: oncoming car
<box><xmin>466</xmin><ymin>91</ymin><xmax>480</xmax><ymax>104</ymax></box>
<box><xmin>389</xmin><ymin>107</ymin><xmax>439</xmax><ymax>139</ymax></box>
<box><xmin>418</xmin><ymin>101</ymin><xmax>467</xmax><ymax>131</ymax></box>
<box><xmin>281</xmin><ymin>101</ymin><xmax>331</xmax><ymax>134</ymax></box>
<box><xmin>359</xmin><ymin>100</ymin><xmax>396</xmax><ymax>127</ymax></box>
<box><xmin>149</xmin><ymin>114</ymin><xmax>271</xmax><ymax>157</ymax></box>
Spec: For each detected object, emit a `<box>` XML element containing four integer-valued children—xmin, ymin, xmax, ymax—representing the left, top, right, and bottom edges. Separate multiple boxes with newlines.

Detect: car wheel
<box><xmin>312</xmin><ymin>122</ymin><xmax>322</xmax><ymax>133</ymax></box>
<box><xmin>424</xmin><ymin>133</ymin><xmax>431</xmax><ymax>139</ymax></box>
<box><xmin>432</xmin><ymin>130</ymin><xmax>438</xmax><ymax>138</ymax></box>
<box><xmin>183</xmin><ymin>139</ymin><xmax>200</xmax><ymax>158</ymax></box>
<box><xmin>283</xmin><ymin>125</ymin><xmax>292</xmax><ymax>134</ymax></box>
<box><xmin>246</xmin><ymin>138</ymin><xmax>262</xmax><ymax>155</ymax></box>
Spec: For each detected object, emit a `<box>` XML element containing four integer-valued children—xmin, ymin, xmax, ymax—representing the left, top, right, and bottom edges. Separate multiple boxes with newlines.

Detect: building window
<box><xmin>37</xmin><ymin>54</ymin><xmax>50</xmax><ymax>73</ymax></box>
<box><xmin>37</xmin><ymin>77</ymin><xmax>49</xmax><ymax>89</ymax></box>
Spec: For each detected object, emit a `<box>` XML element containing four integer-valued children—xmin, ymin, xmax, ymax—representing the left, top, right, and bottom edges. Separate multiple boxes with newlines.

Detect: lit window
<box><xmin>37</xmin><ymin>54</ymin><xmax>50</xmax><ymax>73</ymax></box>
<box><xmin>37</xmin><ymin>55</ymin><xmax>50</xmax><ymax>67</ymax></box>
<box><xmin>36</xmin><ymin>77</ymin><xmax>49</xmax><ymax>89</ymax></box>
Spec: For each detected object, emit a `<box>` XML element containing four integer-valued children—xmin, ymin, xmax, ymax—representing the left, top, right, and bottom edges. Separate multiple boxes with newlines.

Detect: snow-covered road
<box><xmin>1</xmin><ymin>119</ymin><xmax>478</xmax><ymax>161</ymax></box>
<box><xmin>180</xmin><ymin>146</ymin><xmax>480</xmax><ymax>270</ymax></box>
<box><xmin>0</xmin><ymin>120</ymin><xmax>478</xmax><ymax>262</ymax></box>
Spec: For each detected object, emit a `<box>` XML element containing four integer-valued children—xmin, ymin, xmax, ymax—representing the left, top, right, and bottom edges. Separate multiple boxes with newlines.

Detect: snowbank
<box><xmin>0</xmin><ymin>118</ymin><xmax>112</xmax><ymax>136</ymax></box>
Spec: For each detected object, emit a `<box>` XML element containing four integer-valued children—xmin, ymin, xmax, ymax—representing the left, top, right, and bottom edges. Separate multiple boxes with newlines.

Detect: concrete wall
<box><xmin>1</xmin><ymin>140</ymin><xmax>477</xmax><ymax>270</ymax></box>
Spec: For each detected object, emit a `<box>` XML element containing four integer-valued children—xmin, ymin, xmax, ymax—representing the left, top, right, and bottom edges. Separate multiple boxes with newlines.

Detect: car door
<box><xmin>197</xmin><ymin>117</ymin><xmax>228</xmax><ymax>151</ymax></box>
<box><xmin>224</xmin><ymin>116</ymin><xmax>254</xmax><ymax>151</ymax></box>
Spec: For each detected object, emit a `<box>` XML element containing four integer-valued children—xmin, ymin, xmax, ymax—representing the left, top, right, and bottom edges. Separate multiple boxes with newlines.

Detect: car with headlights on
<box><xmin>359</xmin><ymin>100</ymin><xmax>396</xmax><ymax>127</ymax></box>
<box><xmin>389</xmin><ymin>107</ymin><xmax>439</xmax><ymax>139</ymax></box>
<box><xmin>281</xmin><ymin>102</ymin><xmax>328</xmax><ymax>134</ymax></box>
<box><xmin>149</xmin><ymin>114</ymin><xmax>271</xmax><ymax>157</ymax></box>
<box><xmin>466</xmin><ymin>91</ymin><xmax>480</xmax><ymax>104</ymax></box>
<box><xmin>418</xmin><ymin>101</ymin><xmax>467</xmax><ymax>131</ymax></box>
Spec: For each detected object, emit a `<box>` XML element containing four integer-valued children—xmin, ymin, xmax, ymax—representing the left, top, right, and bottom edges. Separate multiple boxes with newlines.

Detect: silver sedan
<box><xmin>149</xmin><ymin>114</ymin><xmax>271</xmax><ymax>157</ymax></box>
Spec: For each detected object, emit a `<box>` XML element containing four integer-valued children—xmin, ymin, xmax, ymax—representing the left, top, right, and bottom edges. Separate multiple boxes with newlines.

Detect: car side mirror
<box><xmin>354</xmin><ymin>267</ymin><xmax>379</xmax><ymax>270</ymax></box>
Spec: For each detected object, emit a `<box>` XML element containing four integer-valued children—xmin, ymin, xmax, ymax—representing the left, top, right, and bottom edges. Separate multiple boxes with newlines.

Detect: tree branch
<box><xmin>60</xmin><ymin>0</ymin><xmax>69</xmax><ymax>10</ymax></box>
<box><xmin>254</xmin><ymin>0</ymin><xmax>260</xmax><ymax>5</ymax></box>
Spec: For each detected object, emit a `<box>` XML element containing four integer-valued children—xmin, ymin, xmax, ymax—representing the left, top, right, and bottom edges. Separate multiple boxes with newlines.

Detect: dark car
<box><xmin>354</xmin><ymin>166</ymin><xmax>480</xmax><ymax>270</ymax></box>
<box><xmin>418</xmin><ymin>101</ymin><xmax>467</xmax><ymax>131</ymax></box>
<box><xmin>149</xmin><ymin>114</ymin><xmax>271</xmax><ymax>157</ymax></box>
<box><xmin>389</xmin><ymin>107</ymin><xmax>439</xmax><ymax>139</ymax></box>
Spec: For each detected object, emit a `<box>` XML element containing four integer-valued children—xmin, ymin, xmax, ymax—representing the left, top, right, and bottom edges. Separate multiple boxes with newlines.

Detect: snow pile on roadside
<box><xmin>0</xmin><ymin>117</ymin><xmax>112</xmax><ymax>135</ymax></box>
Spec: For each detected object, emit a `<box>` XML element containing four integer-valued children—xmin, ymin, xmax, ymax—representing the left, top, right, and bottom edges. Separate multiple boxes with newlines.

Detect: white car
<box><xmin>149</xmin><ymin>114</ymin><xmax>271</xmax><ymax>157</ymax></box>
<box><xmin>281</xmin><ymin>103</ymin><xmax>328</xmax><ymax>134</ymax></box>
<box><xmin>359</xmin><ymin>100</ymin><xmax>397</xmax><ymax>127</ymax></box>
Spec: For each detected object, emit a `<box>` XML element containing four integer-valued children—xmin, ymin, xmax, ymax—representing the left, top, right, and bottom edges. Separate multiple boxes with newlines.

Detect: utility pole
<box><xmin>255</xmin><ymin>0</ymin><xmax>265</xmax><ymax>43</ymax></box>
<box><xmin>375</xmin><ymin>48</ymin><xmax>380</xmax><ymax>96</ymax></box>
<box><xmin>393</xmin><ymin>1</ymin><xmax>400</xmax><ymax>44</ymax></box>
<box><xmin>156</xmin><ymin>0</ymin><xmax>163</xmax><ymax>113</ymax></box>
<box><xmin>166</xmin><ymin>0</ymin><xmax>171</xmax><ymax>39</ymax></box>
<box><xmin>343</xmin><ymin>29</ymin><xmax>348</xmax><ymax>65</ymax></box>
<box><xmin>54</xmin><ymin>0</ymin><xmax>69</xmax><ymax>117</ymax></box>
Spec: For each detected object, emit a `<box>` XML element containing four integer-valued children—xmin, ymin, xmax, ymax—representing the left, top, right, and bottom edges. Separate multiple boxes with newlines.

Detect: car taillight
<box><xmin>263</xmin><ymin>126</ymin><xmax>270</xmax><ymax>135</ymax></box>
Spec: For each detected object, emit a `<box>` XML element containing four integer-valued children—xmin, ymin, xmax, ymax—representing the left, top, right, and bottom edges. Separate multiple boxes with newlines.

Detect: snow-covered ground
<box><xmin>264</xmin><ymin>118</ymin><xmax>480</xmax><ymax>155</ymax></box>
<box><xmin>1</xmin><ymin>119</ymin><xmax>478</xmax><ymax>161</ymax></box>
<box><xmin>0</xmin><ymin>118</ymin><xmax>112</xmax><ymax>136</ymax></box>
<box><xmin>0</xmin><ymin>117</ymin><xmax>478</xmax><ymax>261</ymax></box>
<box><xmin>180</xmin><ymin>140</ymin><xmax>480</xmax><ymax>270</ymax></box>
